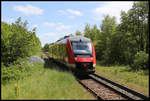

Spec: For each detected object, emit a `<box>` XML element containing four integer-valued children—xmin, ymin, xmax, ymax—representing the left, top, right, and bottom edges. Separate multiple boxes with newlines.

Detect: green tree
<box><xmin>68</xmin><ymin>33</ymin><xmax>74</xmax><ymax>36</ymax></box>
<box><xmin>95</xmin><ymin>15</ymin><xmax>117</xmax><ymax>64</ymax></box>
<box><xmin>75</xmin><ymin>30</ymin><xmax>83</xmax><ymax>36</ymax></box>
<box><xmin>1</xmin><ymin>22</ymin><xmax>13</xmax><ymax>64</ymax></box>
<box><xmin>118</xmin><ymin>1</ymin><xmax>149</xmax><ymax>65</ymax></box>
<box><xmin>91</xmin><ymin>24</ymin><xmax>100</xmax><ymax>45</ymax></box>
<box><xmin>43</xmin><ymin>43</ymin><xmax>50</xmax><ymax>52</ymax></box>
<box><xmin>1</xmin><ymin>17</ymin><xmax>41</xmax><ymax>66</ymax></box>
<box><xmin>84</xmin><ymin>24</ymin><xmax>92</xmax><ymax>39</ymax></box>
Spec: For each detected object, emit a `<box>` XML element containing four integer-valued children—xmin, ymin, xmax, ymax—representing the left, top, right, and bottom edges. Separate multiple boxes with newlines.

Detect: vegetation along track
<box><xmin>75</xmin><ymin>74</ymin><xmax>149</xmax><ymax>100</ymax></box>
<box><xmin>43</xmin><ymin>53</ymin><xmax>148</xmax><ymax>100</ymax></box>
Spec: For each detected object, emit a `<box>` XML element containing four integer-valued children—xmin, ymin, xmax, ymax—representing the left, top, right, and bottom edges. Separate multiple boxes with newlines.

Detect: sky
<box><xmin>2</xmin><ymin>1</ymin><xmax>134</xmax><ymax>47</ymax></box>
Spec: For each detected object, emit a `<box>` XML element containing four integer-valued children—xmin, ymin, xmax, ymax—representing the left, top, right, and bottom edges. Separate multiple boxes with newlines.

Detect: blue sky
<box><xmin>2</xmin><ymin>1</ymin><xmax>133</xmax><ymax>47</ymax></box>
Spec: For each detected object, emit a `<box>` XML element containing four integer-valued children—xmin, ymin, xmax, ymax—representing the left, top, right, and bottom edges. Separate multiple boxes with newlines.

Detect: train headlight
<box><xmin>93</xmin><ymin>64</ymin><xmax>96</xmax><ymax>67</ymax></box>
<box><xmin>75</xmin><ymin>57</ymin><xmax>77</xmax><ymax>61</ymax></box>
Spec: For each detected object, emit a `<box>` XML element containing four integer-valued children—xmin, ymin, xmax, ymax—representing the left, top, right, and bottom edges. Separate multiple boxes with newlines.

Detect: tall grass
<box><xmin>95</xmin><ymin>62</ymin><xmax>149</xmax><ymax>96</ymax></box>
<box><xmin>2</xmin><ymin>59</ymin><xmax>94</xmax><ymax>100</ymax></box>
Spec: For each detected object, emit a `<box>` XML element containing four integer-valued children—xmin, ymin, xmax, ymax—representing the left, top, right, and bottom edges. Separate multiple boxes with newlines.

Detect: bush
<box><xmin>2</xmin><ymin>65</ymin><xmax>21</xmax><ymax>84</ymax></box>
<box><xmin>1</xmin><ymin>17</ymin><xmax>41</xmax><ymax>66</ymax></box>
<box><xmin>131</xmin><ymin>51</ymin><xmax>149</xmax><ymax>70</ymax></box>
<box><xmin>2</xmin><ymin>59</ymin><xmax>33</xmax><ymax>84</ymax></box>
<box><xmin>2</xmin><ymin>58</ymin><xmax>44</xmax><ymax>85</ymax></box>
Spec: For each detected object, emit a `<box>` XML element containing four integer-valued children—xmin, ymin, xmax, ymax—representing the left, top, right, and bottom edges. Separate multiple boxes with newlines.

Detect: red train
<box><xmin>47</xmin><ymin>36</ymin><xmax>96</xmax><ymax>75</ymax></box>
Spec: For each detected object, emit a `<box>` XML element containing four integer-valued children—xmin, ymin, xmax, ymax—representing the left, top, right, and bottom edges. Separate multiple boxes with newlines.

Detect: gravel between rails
<box><xmin>77</xmin><ymin>76</ymin><xmax>128</xmax><ymax>100</ymax></box>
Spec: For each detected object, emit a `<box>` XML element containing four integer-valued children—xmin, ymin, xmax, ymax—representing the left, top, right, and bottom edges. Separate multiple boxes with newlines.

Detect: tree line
<box><xmin>77</xmin><ymin>1</ymin><xmax>149</xmax><ymax>69</ymax></box>
<box><xmin>1</xmin><ymin>17</ymin><xmax>42</xmax><ymax>66</ymax></box>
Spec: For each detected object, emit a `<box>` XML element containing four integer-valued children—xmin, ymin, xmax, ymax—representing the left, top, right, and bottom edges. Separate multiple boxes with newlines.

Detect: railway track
<box><xmin>76</xmin><ymin>74</ymin><xmax>149</xmax><ymax>100</ymax></box>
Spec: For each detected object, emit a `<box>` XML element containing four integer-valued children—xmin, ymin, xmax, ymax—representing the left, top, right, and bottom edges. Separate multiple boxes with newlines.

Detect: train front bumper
<box><xmin>75</xmin><ymin>68</ymin><xmax>95</xmax><ymax>75</ymax></box>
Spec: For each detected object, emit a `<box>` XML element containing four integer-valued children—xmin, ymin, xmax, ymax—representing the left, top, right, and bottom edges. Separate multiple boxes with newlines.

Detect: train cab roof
<box><xmin>68</xmin><ymin>36</ymin><xmax>91</xmax><ymax>42</ymax></box>
<box><xmin>56</xmin><ymin>36</ymin><xmax>91</xmax><ymax>44</ymax></box>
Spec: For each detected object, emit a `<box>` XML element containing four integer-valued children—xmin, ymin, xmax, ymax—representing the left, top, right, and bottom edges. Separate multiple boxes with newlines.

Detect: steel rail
<box><xmin>90</xmin><ymin>74</ymin><xmax>149</xmax><ymax>100</ymax></box>
<box><xmin>76</xmin><ymin>76</ymin><xmax>130</xmax><ymax>100</ymax></box>
<box><xmin>76</xmin><ymin>74</ymin><xmax>149</xmax><ymax>100</ymax></box>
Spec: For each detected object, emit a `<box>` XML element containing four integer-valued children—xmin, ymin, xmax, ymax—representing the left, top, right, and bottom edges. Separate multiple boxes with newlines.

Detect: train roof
<box><xmin>68</xmin><ymin>36</ymin><xmax>91</xmax><ymax>42</ymax></box>
<box><xmin>56</xmin><ymin>36</ymin><xmax>91</xmax><ymax>44</ymax></box>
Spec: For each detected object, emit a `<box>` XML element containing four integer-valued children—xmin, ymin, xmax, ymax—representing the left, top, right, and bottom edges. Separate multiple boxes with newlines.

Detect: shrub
<box><xmin>1</xmin><ymin>58</ymin><xmax>44</xmax><ymax>85</ymax></box>
<box><xmin>2</xmin><ymin>65</ymin><xmax>21</xmax><ymax>84</ymax></box>
<box><xmin>1</xmin><ymin>17</ymin><xmax>41</xmax><ymax>66</ymax></box>
<box><xmin>131</xmin><ymin>51</ymin><xmax>149</xmax><ymax>70</ymax></box>
<box><xmin>1</xmin><ymin>59</ymin><xmax>33</xmax><ymax>84</ymax></box>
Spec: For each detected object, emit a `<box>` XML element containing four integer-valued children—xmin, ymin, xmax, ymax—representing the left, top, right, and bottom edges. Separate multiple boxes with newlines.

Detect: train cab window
<box><xmin>71</xmin><ymin>41</ymin><xmax>93</xmax><ymax>56</ymax></box>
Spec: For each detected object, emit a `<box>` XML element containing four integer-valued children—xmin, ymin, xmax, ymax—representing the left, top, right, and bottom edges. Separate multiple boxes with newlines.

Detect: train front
<box><xmin>71</xmin><ymin>38</ymin><xmax>96</xmax><ymax>75</ymax></box>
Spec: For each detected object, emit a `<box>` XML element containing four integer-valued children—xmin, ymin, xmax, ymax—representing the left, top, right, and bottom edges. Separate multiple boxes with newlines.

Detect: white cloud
<box><xmin>58</xmin><ymin>22</ymin><xmax>63</xmax><ymax>25</ymax></box>
<box><xmin>5</xmin><ymin>18</ymin><xmax>15</xmax><ymax>23</ymax></box>
<box><xmin>39</xmin><ymin>32</ymin><xmax>57</xmax><ymax>39</ymax></box>
<box><xmin>66</xmin><ymin>9</ymin><xmax>83</xmax><ymax>16</ymax></box>
<box><xmin>42</xmin><ymin>21</ymin><xmax>72</xmax><ymax>31</ymax></box>
<box><xmin>92</xmin><ymin>1</ymin><xmax>133</xmax><ymax>23</ymax></box>
<box><xmin>58</xmin><ymin>9</ymin><xmax>83</xmax><ymax>18</ymax></box>
<box><xmin>43</xmin><ymin>22</ymin><xmax>56</xmax><ymax>27</ymax></box>
<box><xmin>39</xmin><ymin>32</ymin><xmax>57</xmax><ymax>46</ymax></box>
<box><xmin>13</xmin><ymin>4</ymin><xmax>43</xmax><ymax>15</ymax></box>
<box><xmin>58</xmin><ymin>10</ymin><xmax>67</xmax><ymax>15</ymax></box>
<box><xmin>2</xmin><ymin>18</ymin><xmax>15</xmax><ymax>24</ymax></box>
<box><xmin>32</xmin><ymin>24</ymin><xmax>38</xmax><ymax>28</ymax></box>
<box><xmin>56</xmin><ymin>24</ymin><xmax>72</xmax><ymax>31</ymax></box>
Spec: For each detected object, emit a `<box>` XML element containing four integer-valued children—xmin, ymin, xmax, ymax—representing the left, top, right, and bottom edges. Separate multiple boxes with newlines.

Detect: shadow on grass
<box><xmin>43</xmin><ymin>58</ymin><xmax>73</xmax><ymax>74</ymax></box>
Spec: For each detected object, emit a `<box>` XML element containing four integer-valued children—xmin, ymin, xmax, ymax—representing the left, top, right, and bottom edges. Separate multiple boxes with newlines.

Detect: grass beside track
<box><xmin>95</xmin><ymin>61</ymin><xmax>149</xmax><ymax>96</ymax></box>
<box><xmin>2</xmin><ymin>59</ymin><xmax>94</xmax><ymax>100</ymax></box>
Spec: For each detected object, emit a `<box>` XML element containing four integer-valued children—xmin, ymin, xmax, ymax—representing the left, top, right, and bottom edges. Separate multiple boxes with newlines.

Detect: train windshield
<box><xmin>71</xmin><ymin>42</ymin><xmax>92</xmax><ymax>55</ymax></box>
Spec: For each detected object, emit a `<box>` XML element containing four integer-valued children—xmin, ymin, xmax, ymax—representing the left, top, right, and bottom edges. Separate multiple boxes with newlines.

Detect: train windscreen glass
<box><xmin>71</xmin><ymin>42</ymin><xmax>92</xmax><ymax>56</ymax></box>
